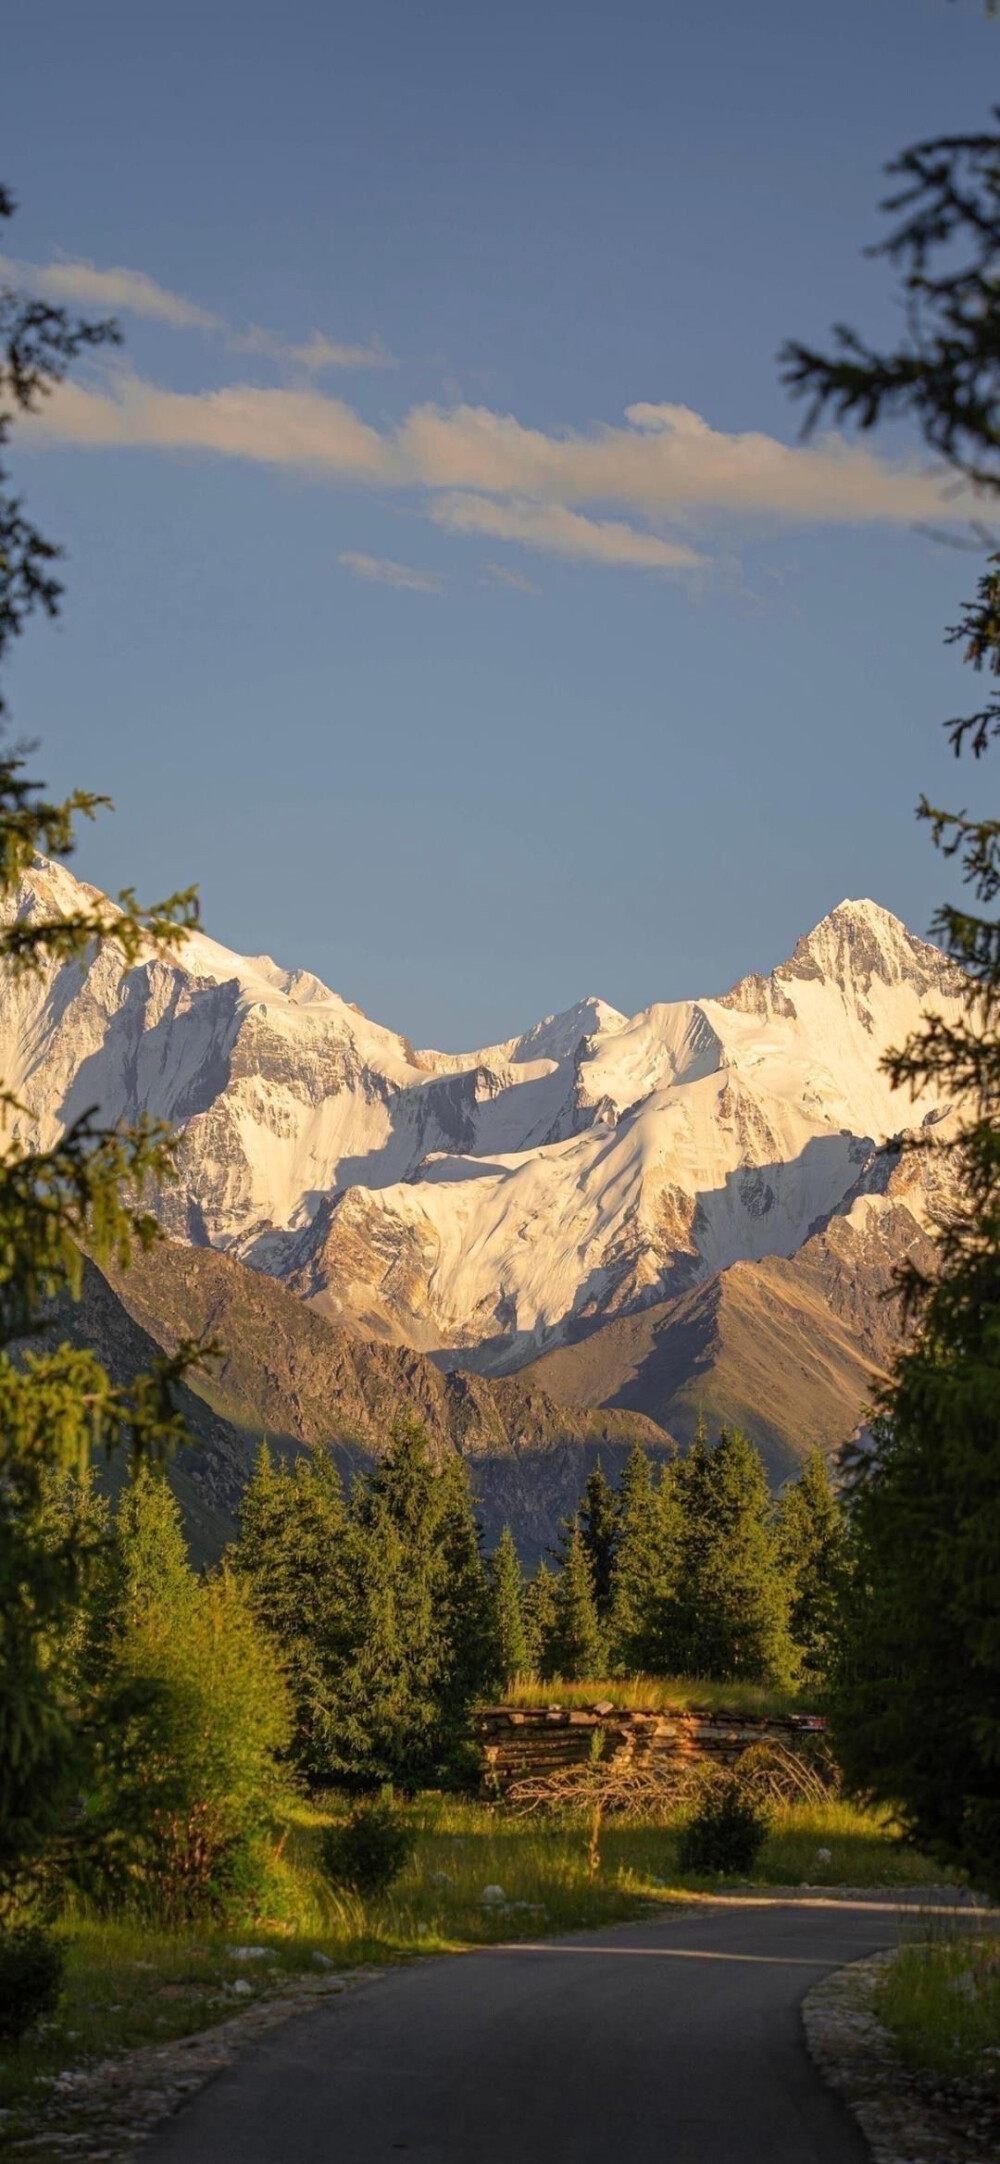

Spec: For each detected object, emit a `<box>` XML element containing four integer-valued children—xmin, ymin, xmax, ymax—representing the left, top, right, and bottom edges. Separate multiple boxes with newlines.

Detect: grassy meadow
<box><xmin>0</xmin><ymin>1786</ymin><xmax>956</xmax><ymax>2140</ymax></box>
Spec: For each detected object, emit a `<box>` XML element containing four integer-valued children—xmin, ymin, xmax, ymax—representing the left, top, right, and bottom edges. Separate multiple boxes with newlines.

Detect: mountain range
<box><xmin>2</xmin><ymin>857</ymin><xmax>964</xmax><ymax>1541</ymax></box>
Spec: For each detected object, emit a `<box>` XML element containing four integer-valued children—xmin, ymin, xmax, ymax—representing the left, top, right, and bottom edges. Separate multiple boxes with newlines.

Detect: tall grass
<box><xmin>878</xmin><ymin>1917</ymin><xmax>1000</xmax><ymax>2090</ymax></box>
<box><xmin>500</xmin><ymin>1675</ymin><xmax>821</xmax><ymax>1717</ymax></box>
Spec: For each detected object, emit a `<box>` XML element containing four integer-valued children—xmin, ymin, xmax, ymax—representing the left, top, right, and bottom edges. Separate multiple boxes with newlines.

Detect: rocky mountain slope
<box><xmin>1</xmin><ymin>857</ymin><xmax>965</xmax><ymax>1479</ymax></box>
<box><xmin>49</xmin><ymin>1241</ymin><xmax>670</xmax><ymax>1559</ymax></box>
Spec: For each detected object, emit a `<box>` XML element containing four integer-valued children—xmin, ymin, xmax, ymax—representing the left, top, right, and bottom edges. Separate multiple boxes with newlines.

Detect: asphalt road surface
<box><xmin>147</xmin><ymin>1896</ymin><xmax>919</xmax><ymax>2163</ymax></box>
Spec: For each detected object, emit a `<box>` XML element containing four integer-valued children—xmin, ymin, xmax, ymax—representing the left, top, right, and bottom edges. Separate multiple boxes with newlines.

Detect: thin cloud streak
<box><xmin>231</xmin><ymin>327</ymin><xmax>397</xmax><ymax>372</ymax></box>
<box><xmin>1</xmin><ymin>251</ymin><xmax>394</xmax><ymax>370</ymax></box>
<box><xmin>0</xmin><ymin>252</ymin><xmax>221</xmax><ymax>330</ymax></box>
<box><xmin>481</xmin><ymin>561</ymin><xmax>541</xmax><ymax>594</ymax></box>
<box><xmin>396</xmin><ymin>399</ymin><xmax>953</xmax><ymax>524</ymax></box>
<box><xmin>339</xmin><ymin>550</ymin><xmax>444</xmax><ymax>592</ymax></box>
<box><xmin>431</xmin><ymin>493</ymin><xmax>704</xmax><ymax>569</ymax></box>
<box><xmin>24</xmin><ymin>363</ymin><xmax>972</xmax><ymax>576</ymax></box>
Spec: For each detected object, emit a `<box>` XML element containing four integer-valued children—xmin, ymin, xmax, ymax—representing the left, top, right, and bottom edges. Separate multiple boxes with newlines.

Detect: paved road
<box><xmin>148</xmin><ymin>1897</ymin><xmax>915</xmax><ymax>2164</ymax></box>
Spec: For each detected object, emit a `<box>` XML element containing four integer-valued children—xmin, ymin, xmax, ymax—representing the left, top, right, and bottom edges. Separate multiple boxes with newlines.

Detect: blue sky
<box><xmin>3</xmin><ymin>0</ymin><xmax>996</xmax><ymax>1045</ymax></box>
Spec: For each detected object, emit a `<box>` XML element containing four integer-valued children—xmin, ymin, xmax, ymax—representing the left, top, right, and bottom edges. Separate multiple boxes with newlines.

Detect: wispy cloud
<box><xmin>338</xmin><ymin>550</ymin><xmax>443</xmax><ymax>593</ymax></box>
<box><xmin>395</xmin><ymin>399</ymin><xmax>951</xmax><ymax>526</ymax></box>
<box><xmin>22</xmin><ymin>358</ymin><xmax>970</xmax><ymax>579</ymax></box>
<box><xmin>0</xmin><ymin>252</ymin><xmax>221</xmax><ymax>330</ymax></box>
<box><xmin>481</xmin><ymin>561</ymin><xmax>541</xmax><ymax>595</ymax></box>
<box><xmin>0</xmin><ymin>250</ymin><xmax>393</xmax><ymax>371</ymax></box>
<box><xmin>430</xmin><ymin>493</ymin><xmax>704</xmax><ymax>570</ymax></box>
<box><xmin>231</xmin><ymin>327</ymin><xmax>397</xmax><ymax>372</ymax></box>
<box><xmin>36</xmin><ymin>374</ymin><xmax>386</xmax><ymax>473</ymax></box>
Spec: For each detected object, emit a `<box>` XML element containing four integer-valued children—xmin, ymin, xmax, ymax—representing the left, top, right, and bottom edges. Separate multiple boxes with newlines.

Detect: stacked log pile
<box><xmin>478</xmin><ymin>1703</ymin><xmax>826</xmax><ymax>1795</ymax></box>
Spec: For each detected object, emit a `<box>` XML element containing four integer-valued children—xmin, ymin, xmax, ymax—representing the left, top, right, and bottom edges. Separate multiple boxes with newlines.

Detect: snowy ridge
<box><xmin>0</xmin><ymin>863</ymin><xmax>965</xmax><ymax>1369</ymax></box>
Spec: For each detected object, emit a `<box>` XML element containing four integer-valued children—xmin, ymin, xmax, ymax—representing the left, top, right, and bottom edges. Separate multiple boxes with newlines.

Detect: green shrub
<box><xmin>677</xmin><ymin>1776</ymin><xmax>769</xmax><ymax>1876</ymax></box>
<box><xmin>0</xmin><ymin>1926</ymin><xmax>64</xmax><ymax>2045</ymax></box>
<box><xmin>320</xmin><ymin>1801</ymin><xmax>417</xmax><ymax>1897</ymax></box>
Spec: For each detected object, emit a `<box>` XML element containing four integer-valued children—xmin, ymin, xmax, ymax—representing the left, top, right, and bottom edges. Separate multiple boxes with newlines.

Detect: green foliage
<box><xmin>0</xmin><ymin>1466</ymin><xmax>109</xmax><ymax>1908</ymax></box>
<box><xmin>236</xmin><ymin>1422</ymin><xmax>494</xmax><ymax>1791</ymax></box>
<box><xmin>67</xmin><ymin>1475</ymin><xmax>293</xmax><ymax>1922</ymax></box>
<box><xmin>234</xmin><ymin>1447</ymin><xmax>354</xmax><ymax>1783</ymax></box>
<box><xmin>521</xmin><ymin>1561</ymin><xmax>557</xmax><ymax>1677</ymax></box>
<box><xmin>665</xmin><ymin>1426</ymin><xmax>794</xmax><ymax>1685</ymax></box>
<box><xmin>544</xmin><ymin>1523</ymin><xmax>604</xmax><ymax>1681</ymax></box>
<box><xmin>785</xmin><ymin>114</ymin><xmax>1000</xmax><ymax>1893</ymax></box>
<box><xmin>0</xmin><ymin>1923</ymin><xmax>64</xmax><ymax>2044</ymax></box>
<box><xmin>319</xmin><ymin>1800</ymin><xmax>417</xmax><ymax>1897</ymax></box>
<box><xmin>336</xmin><ymin>1421</ymin><xmax>494</xmax><ymax>1788</ymax></box>
<box><xmin>578</xmin><ymin>1463</ymin><xmax>618</xmax><ymax>1620</ymax></box>
<box><xmin>606</xmin><ymin>1446</ymin><xmax>682</xmax><ymax>1675</ymax></box>
<box><xmin>0</xmin><ymin>202</ymin><xmax>209</xmax><ymax>1910</ymax></box>
<box><xmin>677</xmin><ymin>1776</ymin><xmax>769</xmax><ymax>1878</ymax></box>
<box><xmin>487</xmin><ymin>1527</ymin><xmax>530</xmax><ymax>1688</ymax></box>
<box><xmin>104</xmin><ymin>1464</ymin><xmax>196</xmax><ymax>1634</ymax></box>
<box><xmin>776</xmin><ymin>1451</ymin><xmax>848</xmax><ymax>1679</ymax></box>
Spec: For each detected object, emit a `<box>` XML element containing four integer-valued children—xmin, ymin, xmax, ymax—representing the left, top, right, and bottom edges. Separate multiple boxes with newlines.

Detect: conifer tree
<box><xmin>522</xmin><ymin>1560</ymin><xmax>557</xmax><ymax>1679</ymax></box>
<box><xmin>607</xmin><ymin>1447</ymin><xmax>683</xmax><ymax>1676</ymax></box>
<box><xmin>233</xmin><ymin>1446</ymin><xmax>354</xmax><ymax>1783</ymax></box>
<box><xmin>784</xmin><ymin>108</ymin><xmax>1000</xmax><ymax>1890</ymax></box>
<box><xmin>667</xmin><ymin>1426</ymin><xmax>793</xmax><ymax>1685</ymax></box>
<box><xmin>105</xmin><ymin>1466</ymin><xmax>196</xmax><ymax>1637</ymax></box>
<box><xmin>487</xmin><ymin>1526</ymin><xmax>530</xmax><ymax>1689</ymax></box>
<box><xmin>334</xmin><ymin>1420</ymin><xmax>491</xmax><ymax>1788</ymax></box>
<box><xmin>0</xmin><ymin>202</ymin><xmax>204</xmax><ymax>1914</ymax></box>
<box><xmin>545</xmin><ymin>1524</ymin><xmax>605</xmax><ymax>1681</ymax></box>
<box><xmin>433</xmin><ymin>1450</ymin><xmax>497</xmax><ymax>1755</ymax></box>
<box><xmin>579</xmin><ymin>1463</ymin><xmax>618</xmax><ymax>1621</ymax></box>
<box><xmin>776</xmin><ymin>1450</ymin><xmax>848</xmax><ymax>1680</ymax></box>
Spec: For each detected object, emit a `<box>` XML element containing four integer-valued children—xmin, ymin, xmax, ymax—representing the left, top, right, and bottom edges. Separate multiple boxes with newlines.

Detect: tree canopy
<box><xmin>785</xmin><ymin>113</ymin><xmax>1000</xmax><ymax>1892</ymax></box>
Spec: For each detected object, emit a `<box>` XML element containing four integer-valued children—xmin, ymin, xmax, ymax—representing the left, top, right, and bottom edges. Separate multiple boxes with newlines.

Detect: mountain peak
<box><xmin>783</xmin><ymin>897</ymin><xmax>951</xmax><ymax>995</ymax></box>
<box><xmin>510</xmin><ymin>997</ymin><xmax>627</xmax><ymax>1065</ymax></box>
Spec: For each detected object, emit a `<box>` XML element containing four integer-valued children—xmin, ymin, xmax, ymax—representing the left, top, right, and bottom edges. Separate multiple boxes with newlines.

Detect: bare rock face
<box><xmin>0</xmin><ymin>862</ymin><xmax>967</xmax><ymax>1476</ymax></box>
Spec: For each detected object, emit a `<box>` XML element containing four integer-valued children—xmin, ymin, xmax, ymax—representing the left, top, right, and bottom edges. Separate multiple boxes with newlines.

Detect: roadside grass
<box><xmin>877</xmin><ymin>1918</ymin><xmax>1000</xmax><ymax>2092</ymax></box>
<box><xmin>501</xmin><ymin>1675</ymin><xmax>820</xmax><ymax>1717</ymax></box>
<box><xmin>755</xmin><ymin>1800</ymin><xmax>959</xmax><ymax>1889</ymax></box>
<box><xmin>0</xmin><ymin>1791</ymin><xmax>950</xmax><ymax>2137</ymax></box>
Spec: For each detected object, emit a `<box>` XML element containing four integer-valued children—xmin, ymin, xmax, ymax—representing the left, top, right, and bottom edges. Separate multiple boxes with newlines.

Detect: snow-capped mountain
<box><xmin>0</xmin><ymin>857</ymin><xmax>965</xmax><ymax>1376</ymax></box>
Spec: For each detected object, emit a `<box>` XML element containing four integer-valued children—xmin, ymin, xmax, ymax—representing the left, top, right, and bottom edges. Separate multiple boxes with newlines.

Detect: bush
<box><xmin>677</xmin><ymin>1775</ymin><xmax>769</xmax><ymax>1877</ymax></box>
<box><xmin>320</xmin><ymin>1801</ymin><xmax>417</xmax><ymax>1897</ymax></box>
<box><xmin>0</xmin><ymin>1925</ymin><xmax>64</xmax><ymax>2045</ymax></box>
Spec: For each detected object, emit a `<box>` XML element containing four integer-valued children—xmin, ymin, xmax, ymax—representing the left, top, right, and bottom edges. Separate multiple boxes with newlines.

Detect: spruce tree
<box><xmin>607</xmin><ymin>1446</ymin><xmax>682</xmax><ymax>1676</ymax></box>
<box><xmin>579</xmin><ymin>1463</ymin><xmax>618</xmax><ymax>1621</ymax></box>
<box><xmin>776</xmin><ymin>1451</ymin><xmax>848</xmax><ymax>1681</ymax></box>
<box><xmin>335</xmin><ymin>1420</ymin><xmax>491</xmax><ymax>1788</ymax></box>
<box><xmin>667</xmin><ymin>1426</ymin><xmax>793</xmax><ymax>1685</ymax></box>
<box><xmin>433</xmin><ymin>1450</ymin><xmax>496</xmax><ymax>1757</ymax></box>
<box><xmin>784</xmin><ymin>109</ymin><xmax>1000</xmax><ymax>1890</ymax></box>
<box><xmin>545</xmin><ymin>1524</ymin><xmax>605</xmax><ymax>1681</ymax></box>
<box><xmin>233</xmin><ymin>1446</ymin><xmax>354</xmax><ymax>1784</ymax></box>
<box><xmin>488</xmin><ymin>1526</ymin><xmax>530</xmax><ymax>1689</ymax></box>
<box><xmin>522</xmin><ymin>1561</ymin><xmax>558</xmax><ymax>1679</ymax></box>
<box><xmin>105</xmin><ymin>1466</ymin><xmax>196</xmax><ymax>1636</ymax></box>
